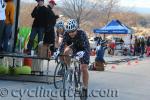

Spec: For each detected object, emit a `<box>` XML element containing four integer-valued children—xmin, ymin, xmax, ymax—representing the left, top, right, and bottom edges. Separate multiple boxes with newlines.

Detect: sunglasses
<box><xmin>67</xmin><ymin>30</ymin><xmax>77</xmax><ymax>33</ymax></box>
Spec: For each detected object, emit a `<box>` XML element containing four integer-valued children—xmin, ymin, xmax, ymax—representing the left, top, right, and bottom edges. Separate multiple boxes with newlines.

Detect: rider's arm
<box><xmin>80</xmin><ymin>31</ymin><xmax>90</xmax><ymax>54</ymax></box>
<box><xmin>59</xmin><ymin>32</ymin><xmax>68</xmax><ymax>53</ymax></box>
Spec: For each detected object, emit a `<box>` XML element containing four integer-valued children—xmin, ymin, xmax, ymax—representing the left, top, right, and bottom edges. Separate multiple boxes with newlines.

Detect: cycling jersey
<box><xmin>59</xmin><ymin>29</ymin><xmax>90</xmax><ymax>64</ymax></box>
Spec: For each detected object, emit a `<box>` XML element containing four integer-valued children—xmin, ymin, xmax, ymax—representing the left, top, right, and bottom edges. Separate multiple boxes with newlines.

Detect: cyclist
<box><xmin>56</xmin><ymin>19</ymin><xmax>90</xmax><ymax>99</ymax></box>
<box><xmin>55</xmin><ymin>20</ymin><xmax>65</xmax><ymax>51</ymax></box>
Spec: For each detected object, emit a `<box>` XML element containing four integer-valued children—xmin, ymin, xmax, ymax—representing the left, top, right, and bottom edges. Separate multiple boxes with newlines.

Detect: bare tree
<box><xmin>105</xmin><ymin>0</ymin><xmax>119</xmax><ymax>22</ymax></box>
<box><xmin>61</xmin><ymin>0</ymin><xmax>97</xmax><ymax>27</ymax></box>
<box><xmin>94</xmin><ymin>0</ymin><xmax>119</xmax><ymax>38</ymax></box>
<box><xmin>96</xmin><ymin>0</ymin><xmax>119</xmax><ymax>24</ymax></box>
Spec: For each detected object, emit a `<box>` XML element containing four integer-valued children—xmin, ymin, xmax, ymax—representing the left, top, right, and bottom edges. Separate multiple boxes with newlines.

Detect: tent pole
<box><xmin>104</xmin><ymin>34</ymin><xmax>106</xmax><ymax>39</ymax></box>
<box><xmin>13</xmin><ymin>0</ymin><xmax>20</xmax><ymax>52</ymax></box>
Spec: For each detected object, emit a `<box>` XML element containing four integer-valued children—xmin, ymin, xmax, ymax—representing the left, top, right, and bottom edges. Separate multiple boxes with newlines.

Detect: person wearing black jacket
<box><xmin>140</xmin><ymin>37</ymin><xmax>145</xmax><ymax>58</ymax></box>
<box><xmin>146</xmin><ymin>36</ymin><xmax>150</xmax><ymax>56</ymax></box>
<box><xmin>27</xmin><ymin>0</ymin><xmax>47</xmax><ymax>52</ymax></box>
<box><xmin>43</xmin><ymin>0</ymin><xmax>59</xmax><ymax>54</ymax></box>
<box><xmin>147</xmin><ymin>37</ymin><xmax>150</xmax><ymax>47</ymax></box>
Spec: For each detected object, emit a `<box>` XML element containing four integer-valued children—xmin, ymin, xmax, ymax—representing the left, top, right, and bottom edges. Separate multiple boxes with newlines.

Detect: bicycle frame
<box><xmin>54</xmin><ymin>54</ymin><xmax>82</xmax><ymax>99</ymax></box>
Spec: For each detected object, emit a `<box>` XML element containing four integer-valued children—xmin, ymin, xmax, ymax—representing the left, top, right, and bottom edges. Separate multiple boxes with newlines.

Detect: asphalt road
<box><xmin>0</xmin><ymin>57</ymin><xmax>150</xmax><ymax>100</ymax></box>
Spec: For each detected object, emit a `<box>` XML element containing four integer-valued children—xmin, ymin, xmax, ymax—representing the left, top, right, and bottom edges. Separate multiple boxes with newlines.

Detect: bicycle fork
<box><xmin>74</xmin><ymin>66</ymin><xmax>81</xmax><ymax>92</ymax></box>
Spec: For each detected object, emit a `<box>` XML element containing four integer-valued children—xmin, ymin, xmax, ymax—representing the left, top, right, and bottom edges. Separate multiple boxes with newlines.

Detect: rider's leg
<box><xmin>81</xmin><ymin>64</ymin><xmax>89</xmax><ymax>100</ymax></box>
<box><xmin>27</xmin><ymin>28</ymin><xmax>38</xmax><ymax>51</ymax></box>
<box><xmin>80</xmin><ymin>53</ymin><xmax>90</xmax><ymax>88</ymax></box>
<box><xmin>81</xmin><ymin>64</ymin><xmax>89</xmax><ymax>88</ymax></box>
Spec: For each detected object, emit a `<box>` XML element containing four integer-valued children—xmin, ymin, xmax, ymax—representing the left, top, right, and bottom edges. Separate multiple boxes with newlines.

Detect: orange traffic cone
<box><xmin>135</xmin><ymin>60</ymin><xmax>138</xmax><ymax>64</ymax></box>
<box><xmin>127</xmin><ymin>61</ymin><xmax>131</xmax><ymax>65</ymax></box>
<box><xmin>111</xmin><ymin>65</ymin><xmax>116</xmax><ymax>69</ymax></box>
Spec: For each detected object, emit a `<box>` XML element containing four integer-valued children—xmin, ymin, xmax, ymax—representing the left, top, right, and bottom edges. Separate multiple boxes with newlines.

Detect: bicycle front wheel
<box><xmin>54</xmin><ymin>62</ymin><xmax>65</xmax><ymax>89</ymax></box>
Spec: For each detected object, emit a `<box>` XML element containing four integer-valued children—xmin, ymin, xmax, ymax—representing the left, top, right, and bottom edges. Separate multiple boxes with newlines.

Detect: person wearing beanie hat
<box><xmin>49</xmin><ymin>0</ymin><xmax>56</xmax><ymax>6</ymax></box>
<box><xmin>43</xmin><ymin>0</ymin><xmax>59</xmax><ymax>55</ymax></box>
<box><xmin>26</xmin><ymin>0</ymin><xmax>48</xmax><ymax>54</ymax></box>
<box><xmin>35</xmin><ymin>0</ymin><xmax>44</xmax><ymax>4</ymax></box>
<box><xmin>0</xmin><ymin>0</ymin><xmax>15</xmax><ymax>52</ymax></box>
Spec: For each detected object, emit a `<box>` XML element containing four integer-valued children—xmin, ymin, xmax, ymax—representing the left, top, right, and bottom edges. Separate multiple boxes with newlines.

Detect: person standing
<box><xmin>140</xmin><ymin>37</ymin><xmax>145</xmax><ymax>58</ymax></box>
<box><xmin>109</xmin><ymin>39</ymin><xmax>115</xmax><ymax>55</ymax></box>
<box><xmin>27</xmin><ymin>0</ymin><xmax>47</xmax><ymax>53</ymax></box>
<box><xmin>133</xmin><ymin>37</ymin><xmax>139</xmax><ymax>56</ymax></box>
<box><xmin>146</xmin><ymin>36</ymin><xmax>150</xmax><ymax>56</ymax></box>
<box><xmin>1</xmin><ymin>0</ymin><xmax>15</xmax><ymax>52</ymax></box>
<box><xmin>0</xmin><ymin>0</ymin><xmax>6</xmax><ymax>52</ymax></box>
<box><xmin>43</xmin><ymin>0</ymin><xmax>59</xmax><ymax>55</ymax></box>
<box><xmin>95</xmin><ymin>40</ymin><xmax>107</xmax><ymax>71</ymax></box>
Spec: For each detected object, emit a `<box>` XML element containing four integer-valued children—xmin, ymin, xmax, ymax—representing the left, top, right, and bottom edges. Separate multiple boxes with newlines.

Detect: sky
<box><xmin>23</xmin><ymin>0</ymin><xmax>150</xmax><ymax>14</ymax></box>
<box><xmin>120</xmin><ymin>0</ymin><xmax>150</xmax><ymax>14</ymax></box>
<box><xmin>120</xmin><ymin>0</ymin><xmax>150</xmax><ymax>8</ymax></box>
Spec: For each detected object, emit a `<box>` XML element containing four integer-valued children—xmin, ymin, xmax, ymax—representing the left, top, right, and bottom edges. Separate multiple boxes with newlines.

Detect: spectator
<box><xmin>0</xmin><ymin>0</ymin><xmax>6</xmax><ymax>52</ymax></box>
<box><xmin>95</xmin><ymin>40</ymin><xmax>107</xmax><ymax>71</ymax></box>
<box><xmin>146</xmin><ymin>36</ymin><xmax>150</xmax><ymax>56</ymax></box>
<box><xmin>137</xmin><ymin>38</ymin><xmax>141</xmax><ymax>54</ymax></box>
<box><xmin>146</xmin><ymin>36</ymin><xmax>150</xmax><ymax>47</ymax></box>
<box><xmin>120</xmin><ymin>38</ymin><xmax>124</xmax><ymax>43</ymax></box>
<box><xmin>27</xmin><ymin>0</ymin><xmax>48</xmax><ymax>53</ymax></box>
<box><xmin>43</xmin><ymin>0</ymin><xmax>59</xmax><ymax>55</ymax></box>
<box><xmin>134</xmin><ymin>37</ymin><xmax>138</xmax><ymax>56</ymax></box>
<box><xmin>140</xmin><ymin>37</ymin><xmax>145</xmax><ymax>58</ymax></box>
<box><xmin>1</xmin><ymin>0</ymin><xmax>15</xmax><ymax>52</ymax></box>
<box><xmin>108</xmin><ymin>40</ymin><xmax>115</xmax><ymax>55</ymax></box>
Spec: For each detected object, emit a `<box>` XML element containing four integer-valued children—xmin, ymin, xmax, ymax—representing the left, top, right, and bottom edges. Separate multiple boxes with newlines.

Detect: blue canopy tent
<box><xmin>93</xmin><ymin>19</ymin><xmax>132</xmax><ymax>34</ymax></box>
<box><xmin>93</xmin><ymin>19</ymin><xmax>134</xmax><ymax>55</ymax></box>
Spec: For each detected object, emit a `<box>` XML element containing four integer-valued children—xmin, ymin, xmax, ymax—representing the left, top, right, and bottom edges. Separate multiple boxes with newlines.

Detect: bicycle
<box><xmin>53</xmin><ymin>54</ymin><xmax>83</xmax><ymax>100</ymax></box>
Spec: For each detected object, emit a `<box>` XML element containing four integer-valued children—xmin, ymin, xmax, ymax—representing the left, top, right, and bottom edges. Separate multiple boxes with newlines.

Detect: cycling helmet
<box><xmin>65</xmin><ymin>19</ymin><xmax>78</xmax><ymax>32</ymax></box>
<box><xmin>55</xmin><ymin>20</ymin><xmax>64</xmax><ymax>29</ymax></box>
